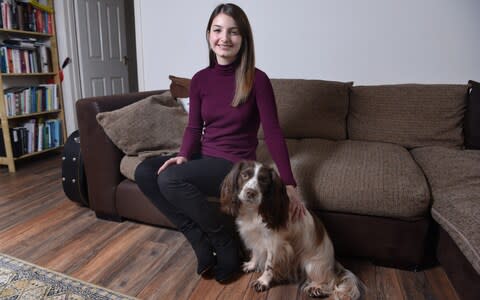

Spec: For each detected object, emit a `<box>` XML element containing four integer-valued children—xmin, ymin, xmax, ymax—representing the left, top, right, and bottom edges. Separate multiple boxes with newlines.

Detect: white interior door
<box><xmin>74</xmin><ymin>0</ymin><xmax>129</xmax><ymax>97</ymax></box>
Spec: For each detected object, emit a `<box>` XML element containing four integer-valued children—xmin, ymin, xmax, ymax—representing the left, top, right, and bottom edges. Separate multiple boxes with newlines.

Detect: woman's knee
<box><xmin>157</xmin><ymin>166</ymin><xmax>186</xmax><ymax>190</ymax></box>
<box><xmin>157</xmin><ymin>169</ymin><xmax>173</xmax><ymax>190</ymax></box>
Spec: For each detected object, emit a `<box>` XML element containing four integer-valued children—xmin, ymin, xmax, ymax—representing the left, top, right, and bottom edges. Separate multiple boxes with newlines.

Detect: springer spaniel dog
<box><xmin>220</xmin><ymin>160</ymin><xmax>362</xmax><ymax>299</ymax></box>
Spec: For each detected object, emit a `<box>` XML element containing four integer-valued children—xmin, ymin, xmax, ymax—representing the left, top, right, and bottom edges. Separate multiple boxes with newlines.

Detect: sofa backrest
<box><xmin>348</xmin><ymin>84</ymin><xmax>467</xmax><ymax>148</ymax></box>
<box><xmin>259</xmin><ymin>79</ymin><xmax>352</xmax><ymax>140</ymax></box>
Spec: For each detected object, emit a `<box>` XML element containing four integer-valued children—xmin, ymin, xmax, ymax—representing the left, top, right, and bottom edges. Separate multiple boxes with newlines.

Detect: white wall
<box><xmin>135</xmin><ymin>0</ymin><xmax>480</xmax><ymax>91</ymax></box>
<box><xmin>55</xmin><ymin>1</ymin><xmax>81</xmax><ymax>135</ymax></box>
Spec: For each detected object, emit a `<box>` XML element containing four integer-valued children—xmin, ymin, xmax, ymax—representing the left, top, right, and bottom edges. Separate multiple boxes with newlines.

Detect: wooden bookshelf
<box><xmin>0</xmin><ymin>28</ymin><xmax>53</xmax><ymax>37</ymax></box>
<box><xmin>6</xmin><ymin>109</ymin><xmax>62</xmax><ymax>120</ymax></box>
<box><xmin>2</xmin><ymin>72</ymin><xmax>57</xmax><ymax>77</ymax></box>
<box><xmin>0</xmin><ymin>0</ymin><xmax>66</xmax><ymax>172</ymax></box>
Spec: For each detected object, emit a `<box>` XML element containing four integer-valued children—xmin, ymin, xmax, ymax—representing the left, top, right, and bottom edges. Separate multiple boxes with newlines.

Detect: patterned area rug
<box><xmin>0</xmin><ymin>253</ymin><xmax>137</xmax><ymax>300</ymax></box>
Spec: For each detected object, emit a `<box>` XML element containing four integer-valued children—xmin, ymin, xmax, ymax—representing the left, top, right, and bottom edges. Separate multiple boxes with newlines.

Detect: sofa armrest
<box><xmin>76</xmin><ymin>90</ymin><xmax>166</xmax><ymax>218</ymax></box>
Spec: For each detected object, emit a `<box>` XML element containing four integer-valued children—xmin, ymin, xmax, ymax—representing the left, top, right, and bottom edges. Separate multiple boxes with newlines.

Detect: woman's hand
<box><xmin>286</xmin><ymin>185</ymin><xmax>306</xmax><ymax>221</ymax></box>
<box><xmin>157</xmin><ymin>156</ymin><xmax>187</xmax><ymax>174</ymax></box>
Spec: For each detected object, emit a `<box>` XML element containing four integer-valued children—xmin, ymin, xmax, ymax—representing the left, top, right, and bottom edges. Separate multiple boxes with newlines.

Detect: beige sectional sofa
<box><xmin>76</xmin><ymin>79</ymin><xmax>479</xmax><ymax>300</ymax></box>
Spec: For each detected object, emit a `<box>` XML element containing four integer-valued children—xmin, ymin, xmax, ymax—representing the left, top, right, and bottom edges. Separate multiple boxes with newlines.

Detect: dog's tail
<box><xmin>333</xmin><ymin>262</ymin><xmax>365</xmax><ymax>300</ymax></box>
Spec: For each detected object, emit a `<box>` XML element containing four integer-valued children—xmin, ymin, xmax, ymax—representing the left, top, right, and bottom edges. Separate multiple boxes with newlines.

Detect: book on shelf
<box><xmin>0</xmin><ymin>117</ymin><xmax>62</xmax><ymax>157</ymax></box>
<box><xmin>3</xmin><ymin>37</ymin><xmax>37</xmax><ymax>49</ymax></box>
<box><xmin>0</xmin><ymin>0</ymin><xmax>53</xmax><ymax>33</ymax></box>
<box><xmin>0</xmin><ymin>126</ymin><xmax>25</xmax><ymax>157</ymax></box>
<box><xmin>0</xmin><ymin>42</ymin><xmax>51</xmax><ymax>74</ymax></box>
<box><xmin>4</xmin><ymin>83</ymin><xmax>57</xmax><ymax>116</ymax></box>
<box><xmin>37</xmin><ymin>43</ymin><xmax>50</xmax><ymax>72</ymax></box>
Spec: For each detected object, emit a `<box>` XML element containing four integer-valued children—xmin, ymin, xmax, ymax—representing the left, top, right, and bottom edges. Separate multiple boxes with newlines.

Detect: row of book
<box><xmin>0</xmin><ymin>43</ymin><xmax>51</xmax><ymax>74</ymax></box>
<box><xmin>4</xmin><ymin>84</ymin><xmax>58</xmax><ymax>116</ymax></box>
<box><xmin>0</xmin><ymin>118</ymin><xmax>62</xmax><ymax>157</ymax></box>
<box><xmin>0</xmin><ymin>0</ymin><xmax>53</xmax><ymax>34</ymax></box>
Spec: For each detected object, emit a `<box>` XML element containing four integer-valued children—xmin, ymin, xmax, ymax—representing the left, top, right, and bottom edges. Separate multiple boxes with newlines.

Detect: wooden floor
<box><xmin>0</xmin><ymin>153</ymin><xmax>460</xmax><ymax>300</ymax></box>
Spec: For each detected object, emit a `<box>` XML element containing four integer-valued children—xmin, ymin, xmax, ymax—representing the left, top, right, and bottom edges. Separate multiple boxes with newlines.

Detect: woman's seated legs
<box><xmin>156</xmin><ymin>156</ymin><xmax>240</xmax><ymax>282</ymax></box>
<box><xmin>135</xmin><ymin>155</ymin><xmax>215</xmax><ymax>275</ymax></box>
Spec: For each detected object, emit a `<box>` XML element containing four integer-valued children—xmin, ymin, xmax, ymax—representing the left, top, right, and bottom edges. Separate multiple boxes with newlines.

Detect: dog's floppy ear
<box><xmin>259</xmin><ymin>166</ymin><xmax>290</xmax><ymax>230</ymax></box>
<box><xmin>220</xmin><ymin>161</ymin><xmax>244</xmax><ymax>216</ymax></box>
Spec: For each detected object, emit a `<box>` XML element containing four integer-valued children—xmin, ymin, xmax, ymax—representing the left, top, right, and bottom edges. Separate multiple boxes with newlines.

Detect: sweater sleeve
<box><xmin>178</xmin><ymin>74</ymin><xmax>203</xmax><ymax>159</ymax></box>
<box><xmin>255</xmin><ymin>71</ymin><xmax>297</xmax><ymax>186</ymax></box>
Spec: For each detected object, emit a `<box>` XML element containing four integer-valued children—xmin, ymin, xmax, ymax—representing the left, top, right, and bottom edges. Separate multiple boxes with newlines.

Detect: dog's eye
<box><xmin>241</xmin><ymin>172</ymin><xmax>249</xmax><ymax>180</ymax></box>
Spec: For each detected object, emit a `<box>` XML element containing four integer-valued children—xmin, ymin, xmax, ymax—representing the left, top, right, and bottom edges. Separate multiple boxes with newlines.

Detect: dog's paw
<box><xmin>303</xmin><ymin>283</ymin><xmax>331</xmax><ymax>298</ymax></box>
<box><xmin>305</xmin><ymin>287</ymin><xmax>330</xmax><ymax>298</ymax></box>
<box><xmin>252</xmin><ymin>279</ymin><xmax>269</xmax><ymax>292</ymax></box>
<box><xmin>242</xmin><ymin>261</ymin><xmax>258</xmax><ymax>273</ymax></box>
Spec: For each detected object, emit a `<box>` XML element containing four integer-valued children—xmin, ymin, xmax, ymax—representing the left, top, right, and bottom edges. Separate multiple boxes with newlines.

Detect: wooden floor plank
<box><xmin>8</xmin><ymin>208</ymin><xmax>93</xmax><ymax>262</ymax></box>
<box><xmin>0</xmin><ymin>153</ymin><xmax>464</xmax><ymax>300</ymax></box>
<box><xmin>242</xmin><ymin>272</ymin><xmax>269</xmax><ymax>300</ymax></box>
<box><xmin>217</xmin><ymin>272</ymin><xmax>253</xmax><ymax>299</ymax></box>
<box><xmin>375</xmin><ymin>265</ymin><xmax>406</xmax><ymax>300</ymax></box>
<box><xmin>71</xmin><ymin>223</ymin><xmax>159</xmax><ymax>283</ymax></box>
<box><xmin>396</xmin><ymin>269</ymin><xmax>427</xmax><ymax>300</ymax></box>
<box><xmin>0</xmin><ymin>200</ymin><xmax>81</xmax><ymax>252</ymax></box>
<box><xmin>267</xmin><ymin>282</ymin><xmax>300</xmax><ymax>300</ymax></box>
<box><xmin>123</xmin><ymin>231</ymin><xmax>199</xmax><ymax>299</ymax></box>
<box><xmin>188</xmin><ymin>276</ymin><xmax>226</xmax><ymax>300</ymax></box>
<box><xmin>424</xmin><ymin>266</ymin><xmax>460</xmax><ymax>300</ymax></box>
<box><xmin>0</xmin><ymin>193</ymin><xmax>63</xmax><ymax>230</ymax></box>
<box><xmin>37</xmin><ymin>219</ymin><xmax>127</xmax><ymax>273</ymax></box>
<box><xmin>340</xmin><ymin>258</ymin><xmax>376</xmax><ymax>300</ymax></box>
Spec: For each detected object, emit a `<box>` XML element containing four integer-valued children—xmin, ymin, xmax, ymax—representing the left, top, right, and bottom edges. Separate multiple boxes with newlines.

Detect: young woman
<box><xmin>135</xmin><ymin>3</ymin><xmax>305</xmax><ymax>283</ymax></box>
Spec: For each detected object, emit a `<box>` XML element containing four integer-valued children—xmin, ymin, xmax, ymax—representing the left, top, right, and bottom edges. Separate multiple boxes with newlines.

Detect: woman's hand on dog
<box><xmin>157</xmin><ymin>156</ymin><xmax>188</xmax><ymax>174</ymax></box>
<box><xmin>286</xmin><ymin>185</ymin><xmax>306</xmax><ymax>221</ymax></box>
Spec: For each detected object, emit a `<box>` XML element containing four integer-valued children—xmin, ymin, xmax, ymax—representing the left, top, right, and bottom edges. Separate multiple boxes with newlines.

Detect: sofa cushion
<box><xmin>257</xmin><ymin>139</ymin><xmax>431</xmax><ymax>219</ymax></box>
<box><xmin>120</xmin><ymin>155</ymin><xmax>144</xmax><ymax>181</ymax></box>
<box><xmin>258</xmin><ymin>79</ymin><xmax>352</xmax><ymax>140</ymax></box>
<box><xmin>348</xmin><ymin>84</ymin><xmax>467</xmax><ymax>149</ymax></box>
<box><xmin>96</xmin><ymin>91</ymin><xmax>187</xmax><ymax>156</ymax></box>
<box><xmin>411</xmin><ymin>146</ymin><xmax>480</xmax><ymax>274</ymax></box>
<box><xmin>120</xmin><ymin>150</ymin><xmax>178</xmax><ymax>181</ymax></box>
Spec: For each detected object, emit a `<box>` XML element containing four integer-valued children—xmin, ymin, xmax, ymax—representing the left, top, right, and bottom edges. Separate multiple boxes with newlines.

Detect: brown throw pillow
<box><xmin>169</xmin><ymin>75</ymin><xmax>191</xmax><ymax>98</ymax></box>
<box><xmin>96</xmin><ymin>91</ymin><xmax>188</xmax><ymax>155</ymax></box>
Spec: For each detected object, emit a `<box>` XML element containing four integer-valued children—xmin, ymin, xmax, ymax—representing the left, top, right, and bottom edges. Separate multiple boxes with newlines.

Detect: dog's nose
<box><xmin>245</xmin><ymin>188</ymin><xmax>258</xmax><ymax>199</ymax></box>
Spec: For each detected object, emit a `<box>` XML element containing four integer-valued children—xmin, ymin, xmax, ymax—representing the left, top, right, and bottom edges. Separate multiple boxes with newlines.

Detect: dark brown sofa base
<box><xmin>318</xmin><ymin>211</ymin><xmax>432</xmax><ymax>270</ymax></box>
<box><xmin>95</xmin><ymin>212</ymin><xmax>123</xmax><ymax>222</ymax></box>
<box><xmin>115</xmin><ymin>179</ymin><xmax>175</xmax><ymax>228</ymax></box>
<box><xmin>110</xmin><ymin>179</ymin><xmax>432</xmax><ymax>270</ymax></box>
<box><xmin>437</xmin><ymin>227</ymin><xmax>480</xmax><ymax>300</ymax></box>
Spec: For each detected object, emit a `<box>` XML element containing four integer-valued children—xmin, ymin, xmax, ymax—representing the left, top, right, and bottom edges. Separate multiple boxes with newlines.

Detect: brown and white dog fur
<box><xmin>220</xmin><ymin>160</ymin><xmax>362</xmax><ymax>299</ymax></box>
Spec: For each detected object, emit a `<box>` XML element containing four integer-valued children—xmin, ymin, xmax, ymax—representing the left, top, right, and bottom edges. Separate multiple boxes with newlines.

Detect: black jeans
<box><xmin>134</xmin><ymin>154</ymin><xmax>234</xmax><ymax>234</ymax></box>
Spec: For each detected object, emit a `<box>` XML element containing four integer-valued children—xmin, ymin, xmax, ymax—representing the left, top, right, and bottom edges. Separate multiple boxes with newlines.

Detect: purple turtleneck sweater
<box><xmin>178</xmin><ymin>62</ymin><xmax>296</xmax><ymax>186</ymax></box>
